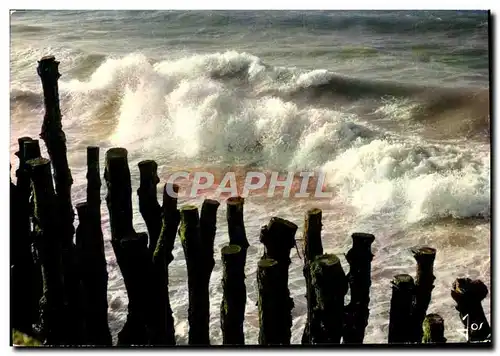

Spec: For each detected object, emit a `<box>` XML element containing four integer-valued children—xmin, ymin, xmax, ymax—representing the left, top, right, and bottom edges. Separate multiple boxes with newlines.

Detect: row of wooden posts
<box><xmin>10</xmin><ymin>56</ymin><xmax>491</xmax><ymax>346</ymax></box>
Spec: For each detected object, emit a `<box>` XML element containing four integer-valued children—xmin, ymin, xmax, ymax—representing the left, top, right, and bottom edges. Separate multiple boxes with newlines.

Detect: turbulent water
<box><xmin>10</xmin><ymin>10</ymin><xmax>490</xmax><ymax>344</ymax></box>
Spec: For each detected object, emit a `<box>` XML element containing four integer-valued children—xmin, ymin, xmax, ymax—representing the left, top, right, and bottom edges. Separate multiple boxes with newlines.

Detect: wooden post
<box><xmin>104</xmin><ymin>148</ymin><xmax>134</xmax><ymax>242</ymax></box>
<box><xmin>309</xmin><ymin>254</ymin><xmax>347</xmax><ymax>344</ymax></box>
<box><xmin>37</xmin><ymin>55</ymin><xmax>75</xmax><ymax>248</ymax></box>
<box><xmin>422</xmin><ymin>314</ymin><xmax>446</xmax><ymax>343</ymax></box>
<box><xmin>411</xmin><ymin>246</ymin><xmax>436</xmax><ymax>342</ymax></box>
<box><xmin>451</xmin><ymin>278</ymin><xmax>491</xmax><ymax>343</ymax></box>
<box><xmin>220</xmin><ymin>244</ymin><xmax>246</xmax><ymax>345</ymax></box>
<box><xmin>388</xmin><ymin>274</ymin><xmax>416</xmax><ymax>344</ymax></box>
<box><xmin>117</xmin><ymin>232</ymin><xmax>151</xmax><ymax>345</ymax></box>
<box><xmin>151</xmin><ymin>183</ymin><xmax>181</xmax><ymax>345</ymax></box>
<box><xmin>179</xmin><ymin>205</ymin><xmax>209</xmax><ymax>345</ymax></box>
<box><xmin>104</xmin><ymin>148</ymin><xmax>149</xmax><ymax>345</ymax></box>
<box><xmin>343</xmin><ymin>232</ymin><xmax>375</xmax><ymax>344</ymax></box>
<box><xmin>11</xmin><ymin>138</ymin><xmax>42</xmax><ymax>335</ymax></box>
<box><xmin>137</xmin><ymin>160</ymin><xmax>162</xmax><ymax>257</ymax></box>
<box><xmin>79</xmin><ymin>146</ymin><xmax>111</xmax><ymax>345</ymax></box>
<box><xmin>258</xmin><ymin>217</ymin><xmax>298</xmax><ymax>345</ymax></box>
<box><xmin>27</xmin><ymin>157</ymin><xmax>66</xmax><ymax>345</ymax></box>
<box><xmin>301</xmin><ymin>208</ymin><xmax>323</xmax><ymax>344</ymax></box>
<box><xmin>37</xmin><ymin>56</ymin><xmax>83</xmax><ymax>344</ymax></box>
<box><xmin>257</xmin><ymin>258</ymin><xmax>282</xmax><ymax>345</ymax></box>
<box><xmin>75</xmin><ymin>202</ymin><xmax>111</xmax><ymax>345</ymax></box>
<box><xmin>226</xmin><ymin>197</ymin><xmax>249</xmax><ymax>257</ymax></box>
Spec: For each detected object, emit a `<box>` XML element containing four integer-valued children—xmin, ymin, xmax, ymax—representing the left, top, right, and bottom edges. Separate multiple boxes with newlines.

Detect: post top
<box><xmin>391</xmin><ymin>274</ymin><xmax>415</xmax><ymax>289</ymax></box>
<box><xmin>105</xmin><ymin>147</ymin><xmax>128</xmax><ymax>161</ymax></box>
<box><xmin>314</xmin><ymin>253</ymin><xmax>340</xmax><ymax>266</ymax></box>
<box><xmin>138</xmin><ymin>159</ymin><xmax>157</xmax><ymax>169</ymax></box>
<box><xmin>411</xmin><ymin>246</ymin><xmax>436</xmax><ymax>256</ymax></box>
<box><xmin>352</xmin><ymin>232</ymin><xmax>376</xmax><ymax>244</ymax></box>
<box><xmin>227</xmin><ymin>196</ymin><xmax>244</xmax><ymax>205</ymax></box>
<box><xmin>26</xmin><ymin>157</ymin><xmax>50</xmax><ymax>168</ymax></box>
<box><xmin>307</xmin><ymin>207</ymin><xmax>322</xmax><ymax>216</ymax></box>
<box><xmin>39</xmin><ymin>55</ymin><xmax>56</xmax><ymax>62</ymax></box>
<box><xmin>221</xmin><ymin>244</ymin><xmax>242</xmax><ymax>255</ymax></box>
<box><xmin>258</xmin><ymin>258</ymin><xmax>278</xmax><ymax>268</ymax></box>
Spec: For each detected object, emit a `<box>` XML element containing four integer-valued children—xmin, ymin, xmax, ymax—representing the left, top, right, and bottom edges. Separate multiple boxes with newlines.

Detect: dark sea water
<box><xmin>10</xmin><ymin>10</ymin><xmax>490</xmax><ymax>344</ymax></box>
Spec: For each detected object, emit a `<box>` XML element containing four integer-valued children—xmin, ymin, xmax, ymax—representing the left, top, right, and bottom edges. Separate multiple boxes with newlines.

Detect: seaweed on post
<box><xmin>422</xmin><ymin>314</ymin><xmax>446</xmax><ymax>343</ymax></box>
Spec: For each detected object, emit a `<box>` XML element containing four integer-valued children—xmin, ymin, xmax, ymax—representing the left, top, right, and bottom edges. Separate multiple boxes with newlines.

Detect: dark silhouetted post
<box><xmin>37</xmin><ymin>56</ymin><xmax>83</xmax><ymax>343</ymax></box>
<box><xmin>179</xmin><ymin>205</ymin><xmax>209</xmax><ymax>345</ymax></box>
<box><xmin>137</xmin><ymin>160</ymin><xmax>162</xmax><ymax>257</ymax></box>
<box><xmin>301</xmin><ymin>208</ymin><xmax>323</xmax><ymax>344</ymax></box>
<box><xmin>388</xmin><ymin>274</ymin><xmax>415</xmax><ymax>344</ymax></box>
<box><xmin>343</xmin><ymin>232</ymin><xmax>375</xmax><ymax>344</ymax></box>
<box><xmin>411</xmin><ymin>246</ymin><xmax>436</xmax><ymax>342</ymax></box>
<box><xmin>257</xmin><ymin>257</ymin><xmax>282</xmax><ymax>345</ymax></box>
<box><xmin>258</xmin><ymin>217</ymin><xmax>298</xmax><ymax>345</ymax></box>
<box><xmin>451</xmin><ymin>278</ymin><xmax>491</xmax><ymax>343</ymax></box>
<box><xmin>309</xmin><ymin>254</ymin><xmax>348</xmax><ymax>344</ymax></box>
<box><xmin>422</xmin><ymin>314</ymin><xmax>446</xmax><ymax>343</ymax></box>
<box><xmin>78</xmin><ymin>147</ymin><xmax>112</xmax><ymax>345</ymax></box>
<box><xmin>151</xmin><ymin>183</ymin><xmax>181</xmax><ymax>345</ymax></box>
<box><xmin>37</xmin><ymin>55</ymin><xmax>75</xmax><ymax>248</ymax></box>
<box><xmin>11</xmin><ymin>138</ymin><xmax>42</xmax><ymax>335</ymax></box>
<box><xmin>220</xmin><ymin>244</ymin><xmax>246</xmax><ymax>345</ymax></box>
<box><xmin>27</xmin><ymin>158</ymin><xmax>66</xmax><ymax>345</ymax></box>
<box><xmin>104</xmin><ymin>147</ymin><xmax>149</xmax><ymax>345</ymax></box>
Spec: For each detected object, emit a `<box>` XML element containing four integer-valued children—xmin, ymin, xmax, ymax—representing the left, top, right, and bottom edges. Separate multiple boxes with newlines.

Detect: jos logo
<box><xmin>455</xmin><ymin>314</ymin><xmax>490</xmax><ymax>342</ymax></box>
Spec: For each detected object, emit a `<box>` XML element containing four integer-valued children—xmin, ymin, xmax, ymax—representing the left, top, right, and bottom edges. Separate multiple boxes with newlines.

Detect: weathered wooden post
<box><xmin>422</xmin><ymin>314</ymin><xmax>446</xmax><ymax>343</ymax></box>
<box><xmin>37</xmin><ymin>55</ymin><xmax>83</xmax><ymax>343</ymax></box>
<box><xmin>301</xmin><ymin>208</ymin><xmax>323</xmax><ymax>344</ymax></box>
<box><xmin>11</xmin><ymin>138</ymin><xmax>42</xmax><ymax>335</ymax></box>
<box><xmin>137</xmin><ymin>160</ymin><xmax>162</xmax><ymax>257</ymax></box>
<box><xmin>388</xmin><ymin>274</ymin><xmax>416</xmax><ymax>344</ymax></box>
<box><xmin>78</xmin><ymin>146</ymin><xmax>112</xmax><ymax>346</ymax></box>
<box><xmin>179</xmin><ymin>200</ymin><xmax>219</xmax><ymax>345</ymax></box>
<box><xmin>37</xmin><ymin>55</ymin><xmax>75</xmax><ymax>248</ymax></box>
<box><xmin>118</xmin><ymin>232</ymin><xmax>152</xmax><ymax>345</ymax></box>
<box><xmin>451</xmin><ymin>278</ymin><xmax>491</xmax><ymax>343</ymax></box>
<box><xmin>104</xmin><ymin>148</ymin><xmax>149</xmax><ymax>345</ymax></box>
<box><xmin>257</xmin><ymin>257</ymin><xmax>282</xmax><ymax>345</ymax></box>
<box><xmin>179</xmin><ymin>205</ymin><xmax>204</xmax><ymax>345</ymax></box>
<box><xmin>220</xmin><ymin>196</ymin><xmax>249</xmax><ymax>345</ymax></box>
<box><xmin>27</xmin><ymin>157</ymin><xmax>66</xmax><ymax>345</ymax></box>
<box><xmin>220</xmin><ymin>244</ymin><xmax>246</xmax><ymax>345</ymax></box>
<box><xmin>309</xmin><ymin>254</ymin><xmax>348</xmax><ymax>344</ymax></box>
<box><xmin>411</xmin><ymin>246</ymin><xmax>436</xmax><ymax>342</ymax></box>
<box><xmin>343</xmin><ymin>232</ymin><xmax>375</xmax><ymax>344</ymax></box>
<box><xmin>226</xmin><ymin>196</ymin><xmax>249</xmax><ymax>257</ymax></box>
<box><xmin>151</xmin><ymin>183</ymin><xmax>181</xmax><ymax>345</ymax></box>
<box><xmin>258</xmin><ymin>217</ymin><xmax>297</xmax><ymax>345</ymax></box>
